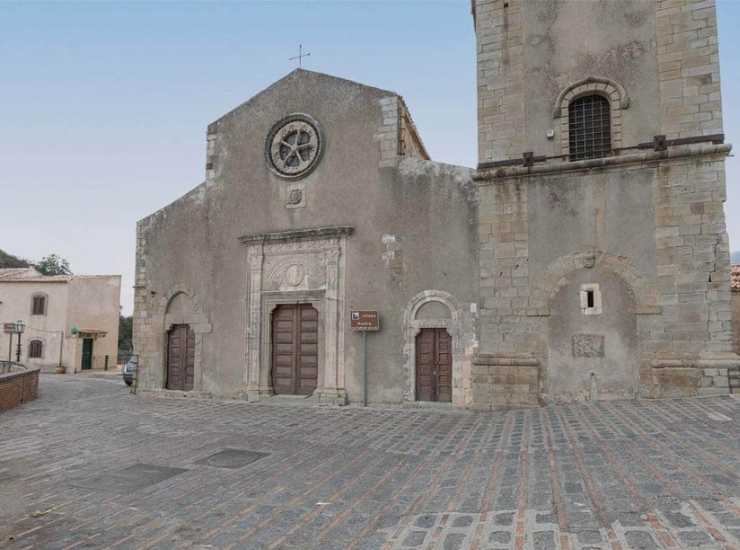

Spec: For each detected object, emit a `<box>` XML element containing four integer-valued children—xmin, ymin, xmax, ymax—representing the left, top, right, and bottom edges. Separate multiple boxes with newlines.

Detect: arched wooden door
<box><xmin>166</xmin><ymin>324</ymin><xmax>195</xmax><ymax>391</ymax></box>
<box><xmin>415</xmin><ymin>328</ymin><xmax>452</xmax><ymax>402</ymax></box>
<box><xmin>271</xmin><ymin>304</ymin><xmax>319</xmax><ymax>395</ymax></box>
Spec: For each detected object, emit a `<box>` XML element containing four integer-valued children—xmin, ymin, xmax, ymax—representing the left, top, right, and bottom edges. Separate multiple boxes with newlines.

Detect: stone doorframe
<box><xmin>261</xmin><ymin>291</ymin><xmax>324</xmax><ymax>396</ymax></box>
<box><xmin>402</xmin><ymin>290</ymin><xmax>466</xmax><ymax>407</ymax></box>
<box><xmin>240</xmin><ymin>226</ymin><xmax>353</xmax><ymax>404</ymax></box>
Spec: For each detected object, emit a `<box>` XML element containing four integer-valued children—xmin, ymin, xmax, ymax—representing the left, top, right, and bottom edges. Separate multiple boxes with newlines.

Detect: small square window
<box><xmin>580</xmin><ymin>284</ymin><xmax>602</xmax><ymax>315</ymax></box>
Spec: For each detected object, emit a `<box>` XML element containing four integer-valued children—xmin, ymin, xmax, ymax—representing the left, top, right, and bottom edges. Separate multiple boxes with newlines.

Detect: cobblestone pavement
<box><xmin>1</xmin><ymin>376</ymin><xmax>739</xmax><ymax>550</ymax></box>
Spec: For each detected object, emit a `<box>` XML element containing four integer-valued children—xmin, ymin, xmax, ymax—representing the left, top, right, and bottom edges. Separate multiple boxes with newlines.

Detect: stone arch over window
<box><xmin>528</xmin><ymin>252</ymin><xmax>657</xmax><ymax>404</ymax></box>
<box><xmin>31</xmin><ymin>293</ymin><xmax>48</xmax><ymax>316</ymax></box>
<box><xmin>553</xmin><ymin>77</ymin><xmax>630</xmax><ymax>158</ymax></box>
<box><xmin>29</xmin><ymin>339</ymin><xmax>44</xmax><ymax>359</ymax></box>
<box><xmin>528</xmin><ymin>251</ymin><xmax>657</xmax><ymax>315</ymax></box>
<box><xmin>402</xmin><ymin>290</ymin><xmax>465</xmax><ymax>406</ymax></box>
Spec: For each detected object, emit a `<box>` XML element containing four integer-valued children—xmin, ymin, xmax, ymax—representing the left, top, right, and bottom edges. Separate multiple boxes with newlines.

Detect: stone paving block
<box><xmin>532</xmin><ymin>530</ymin><xmax>557</xmax><ymax>550</ymax></box>
<box><xmin>624</xmin><ymin>530</ymin><xmax>660</xmax><ymax>550</ymax></box>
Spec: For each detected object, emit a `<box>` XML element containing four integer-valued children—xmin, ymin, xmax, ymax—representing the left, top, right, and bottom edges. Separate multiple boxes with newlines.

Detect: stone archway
<box><xmin>552</xmin><ymin>76</ymin><xmax>630</xmax><ymax>156</ymax></box>
<box><xmin>546</xmin><ymin>267</ymin><xmax>639</xmax><ymax>403</ymax></box>
<box><xmin>402</xmin><ymin>290</ymin><xmax>467</xmax><ymax>406</ymax></box>
<box><xmin>528</xmin><ymin>252</ymin><xmax>656</xmax><ymax>404</ymax></box>
<box><xmin>161</xmin><ymin>289</ymin><xmax>211</xmax><ymax>392</ymax></box>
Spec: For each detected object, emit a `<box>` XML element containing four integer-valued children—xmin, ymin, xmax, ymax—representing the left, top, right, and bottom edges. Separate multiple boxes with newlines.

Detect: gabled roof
<box><xmin>210</xmin><ymin>69</ymin><xmax>399</xmax><ymax>130</ymax></box>
<box><xmin>732</xmin><ymin>265</ymin><xmax>740</xmax><ymax>292</ymax></box>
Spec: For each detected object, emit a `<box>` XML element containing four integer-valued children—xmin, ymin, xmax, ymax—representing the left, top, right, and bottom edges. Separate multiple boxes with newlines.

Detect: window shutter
<box><xmin>32</xmin><ymin>295</ymin><xmax>46</xmax><ymax>315</ymax></box>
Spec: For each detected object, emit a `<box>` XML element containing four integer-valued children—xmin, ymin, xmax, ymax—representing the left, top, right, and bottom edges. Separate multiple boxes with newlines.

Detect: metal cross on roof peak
<box><xmin>290</xmin><ymin>44</ymin><xmax>311</xmax><ymax>68</ymax></box>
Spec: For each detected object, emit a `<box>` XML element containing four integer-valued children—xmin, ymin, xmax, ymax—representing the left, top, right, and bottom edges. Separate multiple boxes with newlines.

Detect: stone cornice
<box><xmin>474</xmin><ymin>143</ymin><xmax>732</xmax><ymax>184</ymax></box>
<box><xmin>239</xmin><ymin>225</ymin><xmax>354</xmax><ymax>245</ymax></box>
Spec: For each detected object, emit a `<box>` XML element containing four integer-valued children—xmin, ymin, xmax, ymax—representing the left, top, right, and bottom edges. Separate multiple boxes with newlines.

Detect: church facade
<box><xmin>133</xmin><ymin>0</ymin><xmax>738</xmax><ymax>408</ymax></box>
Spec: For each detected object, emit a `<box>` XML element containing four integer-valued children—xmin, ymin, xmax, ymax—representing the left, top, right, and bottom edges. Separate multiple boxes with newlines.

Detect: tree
<box><xmin>0</xmin><ymin>249</ymin><xmax>30</xmax><ymax>268</ymax></box>
<box><xmin>36</xmin><ymin>254</ymin><xmax>72</xmax><ymax>276</ymax></box>
<box><xmin>118</xmin><ymin>314</ymin><xmax>134</xmax><ymax>361</ymax></box>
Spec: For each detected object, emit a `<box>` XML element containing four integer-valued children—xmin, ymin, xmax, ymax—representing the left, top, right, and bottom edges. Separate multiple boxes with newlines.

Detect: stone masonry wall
<box><xmin>651</xmin><ymin>152</ymin><xmax>733</xmax><ymax>359</ymax></box>
<box><xmin>656</xmin><ymin>0</ymin><xmax>723</xmax><ymax>139</ymax></box>
<box><xmin>475</xmin><ymin>0</ymin><xmax>524</xmax><ymax>163</ymax></box>
<box><xmin>132</xmin><ymin>220</ymin><xmax>155</xmax><ymax>389</ymax></box>
<box><xmin>733</xmin><ymin>289</ymin><xmax>740</xmax><ymax>354</ymax></box>
<box><xmin>472</xmin><ymin>0</ymin><xmax>736</xmax><ymax>407</ymax></box>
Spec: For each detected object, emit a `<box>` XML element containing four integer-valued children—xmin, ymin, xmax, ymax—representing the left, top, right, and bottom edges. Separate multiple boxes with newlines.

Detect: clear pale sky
<box><xmin>2</xmin><ymin>1</ymin><xmax>739</xmax><ymax>315</ymax></box>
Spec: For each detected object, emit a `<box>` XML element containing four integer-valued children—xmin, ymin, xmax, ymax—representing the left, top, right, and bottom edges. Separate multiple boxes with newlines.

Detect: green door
<box><xmin>81</xmin><ymin>338</ymin><xmax>93</xmax><ymax>370</ymax></box>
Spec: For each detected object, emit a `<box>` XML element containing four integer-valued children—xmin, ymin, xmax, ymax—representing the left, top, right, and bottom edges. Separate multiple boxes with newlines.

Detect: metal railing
<box><xmin>477</xmin><ymin>133</ymin><xmax>726</xmax><ymax>170</ymax></box>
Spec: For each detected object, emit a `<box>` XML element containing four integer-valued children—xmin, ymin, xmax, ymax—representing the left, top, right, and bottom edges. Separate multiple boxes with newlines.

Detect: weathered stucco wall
<box><xmin>0</xmin><ymin>275</ymin><xmax>120</xmax><ymax>372</ymax></box>
<box><xmin>134</xmin><ymin>70</ymin><xmax>477</xmax><ymax>405</ymax></box>
<box><xmin>66</xmin><ymin>276</ymin><xmax>121</xmax><ymax>371</ymax></box>
<box><xmin>0</xmin><ymin>280</ymin><xmax>69</xmax><ymax>372</ymax></box>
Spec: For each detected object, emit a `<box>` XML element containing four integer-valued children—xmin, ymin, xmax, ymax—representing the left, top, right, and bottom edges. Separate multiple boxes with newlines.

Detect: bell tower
<box><xmin>470</xmin><ymin>0</ymin><xmax>737</xmax><ymax>408</ymax></box>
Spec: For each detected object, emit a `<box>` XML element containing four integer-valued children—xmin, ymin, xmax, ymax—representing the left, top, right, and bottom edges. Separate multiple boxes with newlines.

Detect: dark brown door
<box><xmin>415</xmin><ymin>328</ymin><xmax>452</xmax><ymax>402</ymax></box>
<box><xmin>166</xmin><ymin>324</ymin><xmax>195</xmax><ymax>391</ymax></box>
<box><xmin>272</xmin><ymin>304</ymin><xmax>319</xmax><ymax>395</ymax></box>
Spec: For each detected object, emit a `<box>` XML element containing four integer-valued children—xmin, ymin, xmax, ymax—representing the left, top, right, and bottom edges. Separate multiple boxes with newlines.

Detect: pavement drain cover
<box><xmin>70</xmin><ymin>463</ymin><xmax>187</xmax><ymax>494</ymax></box>
<box><xmin>196</xmin><ymin>449</ymin><xmax>270</xmax><ymax>469</ymax></box>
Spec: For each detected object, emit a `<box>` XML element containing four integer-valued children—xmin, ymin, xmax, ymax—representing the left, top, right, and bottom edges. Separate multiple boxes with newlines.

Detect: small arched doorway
<box><xmin>166</xmin><ymin>324</ymin><xmax>195</xmax><ymax>391</ymax></box>
<box><xmin>415</xmin><ymin>328</ymin><xmax>452</xmax><ymax>403</ymax></box>
<box><xmin>271</xmin><ymin>304</ymin><xmax>319</xmax><ymax>395</ymax></box>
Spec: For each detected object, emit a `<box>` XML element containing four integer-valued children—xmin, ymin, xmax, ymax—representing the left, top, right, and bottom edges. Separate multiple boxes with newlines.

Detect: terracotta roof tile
<box><xmin>732</xmin><ymin>265</ymin><xmax>740</xmax><ymax>291</ymax></box>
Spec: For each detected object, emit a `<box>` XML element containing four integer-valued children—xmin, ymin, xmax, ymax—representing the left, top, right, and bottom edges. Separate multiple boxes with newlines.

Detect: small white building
<box><xmin>0</xmin><ymin>268</ymin><xmax>121</xmax><ymax>373</ymax></box>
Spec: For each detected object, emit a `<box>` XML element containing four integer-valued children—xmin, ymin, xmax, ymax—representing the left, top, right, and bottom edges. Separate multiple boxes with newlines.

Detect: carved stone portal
<box><xmin>241</xmin><ymin>226</ymin><xmax>353</xmax><ymax>404</ymax></box>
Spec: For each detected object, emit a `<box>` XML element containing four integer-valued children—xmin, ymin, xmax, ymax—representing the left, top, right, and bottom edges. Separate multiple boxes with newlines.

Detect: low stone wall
<box><xmin>0</xmin><ymin>364</ymin><xmax>40</xmax><ymax>411</ymax></box>
<box><xmin>645</xmin><ymin>360</ymin><xmax>739</xmax><ymax>398</ymax></box>
<box><xmin>470</xmin><ymin>355</ymin><xmax>541</xmax><ymax>410</ymax></box>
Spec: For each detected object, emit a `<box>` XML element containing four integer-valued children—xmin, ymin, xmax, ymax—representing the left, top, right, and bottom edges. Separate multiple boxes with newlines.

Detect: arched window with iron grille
<box><xmin>568</xmin><ymin>95</ymin><xmax>612</xmax><ymax>161</ymax></box>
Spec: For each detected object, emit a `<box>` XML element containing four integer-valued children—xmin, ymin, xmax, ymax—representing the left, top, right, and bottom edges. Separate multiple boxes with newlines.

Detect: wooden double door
<box><xmin>415</xmin><ymin>328</ymin><xmax>452</xmax><ymax>402</ymax></box>
<box><xmin>271</xmin><ymin>304</ymin><xmax>319</xmax><ymax>395</ymax></box>
<box><xmin>166</xmin><ymin>324</ymin><xmax>195</xmax><ymax>391</ymax></box>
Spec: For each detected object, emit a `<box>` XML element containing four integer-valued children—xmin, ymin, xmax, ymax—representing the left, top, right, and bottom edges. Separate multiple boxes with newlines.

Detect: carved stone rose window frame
<box><xmin>265</xmin><ymin>113</ymin><xmax>324</xmax><ymax>180</ymax></box>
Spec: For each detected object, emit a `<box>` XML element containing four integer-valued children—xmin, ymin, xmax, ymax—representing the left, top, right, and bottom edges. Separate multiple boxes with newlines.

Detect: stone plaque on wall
<box><xmin>572</xmin><ymin>334</ymin><xmax>604</xmax><ymax>358</ymax></box>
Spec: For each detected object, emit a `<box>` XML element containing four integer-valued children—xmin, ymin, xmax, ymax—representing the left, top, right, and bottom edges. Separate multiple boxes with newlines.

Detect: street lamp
<box><xmin>15</xmin><ymin>320</ymin><xmax>25</xmax><ymax>364</ymax></box>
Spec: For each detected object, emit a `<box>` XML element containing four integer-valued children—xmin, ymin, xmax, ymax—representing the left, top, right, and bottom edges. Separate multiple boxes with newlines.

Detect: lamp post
<box><xmin>15</xmin><ymin>320</ymin><xmax>25</xmax><ymax>363</ymax></box>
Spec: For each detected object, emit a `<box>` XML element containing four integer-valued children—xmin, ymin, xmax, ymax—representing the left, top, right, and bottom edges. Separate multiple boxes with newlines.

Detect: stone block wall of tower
<box><xmin>472</xmin><ymin>0</ymin><xmax>737</xmax><ymax>408</ymax></box>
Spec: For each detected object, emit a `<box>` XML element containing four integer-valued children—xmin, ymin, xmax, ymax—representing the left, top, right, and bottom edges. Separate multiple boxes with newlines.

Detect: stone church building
<box><xmin>134</xmin><ymin>0</ymin><xmax>738</xmax><ymax>408</ymax></box>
